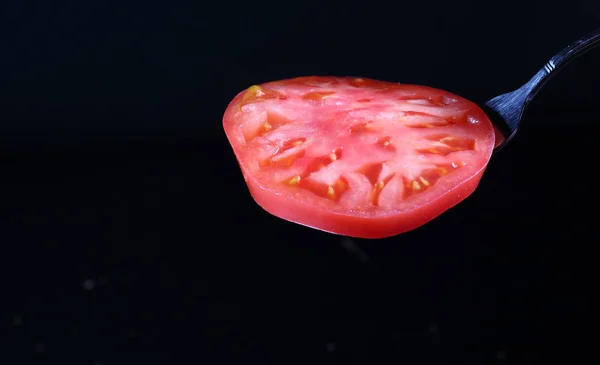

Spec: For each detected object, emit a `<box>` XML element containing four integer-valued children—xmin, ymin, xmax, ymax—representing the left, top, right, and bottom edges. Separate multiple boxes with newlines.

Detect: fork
<box><xmin>485</xmin><ymin>28</ymin><xmax>600</xmax><ymax>153</ymax></box>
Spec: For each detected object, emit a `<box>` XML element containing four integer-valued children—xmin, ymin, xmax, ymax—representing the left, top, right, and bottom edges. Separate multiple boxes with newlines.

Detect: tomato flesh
<box><xmin>223</xmin><ymin>76</ymin><xmax>495</xmax><ymax>239</ymax></box>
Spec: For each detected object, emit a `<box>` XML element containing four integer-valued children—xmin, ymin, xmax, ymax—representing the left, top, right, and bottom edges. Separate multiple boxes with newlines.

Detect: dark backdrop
<box><xmin>1</xmin><ymin>1</ymin><xmax>597</xmax><ymax>364</ymax></box>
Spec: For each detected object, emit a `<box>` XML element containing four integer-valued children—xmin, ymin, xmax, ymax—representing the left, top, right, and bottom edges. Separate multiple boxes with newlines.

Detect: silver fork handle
<box><xmin>525</xmin><ymin>28</ymin><xmax>600</xmax><ymax>102</ymax></box>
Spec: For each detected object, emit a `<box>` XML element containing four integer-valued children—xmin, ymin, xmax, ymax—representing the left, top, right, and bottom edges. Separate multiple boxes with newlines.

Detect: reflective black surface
<box><xmin>1</xmin><ymin>0</ymin><xmax>598</xmax><ymax>364</ymax></box>
<box><xmin>1</xmin><ymin>119</ymin><xmax>596</xmax><ymax>364</ymax></box>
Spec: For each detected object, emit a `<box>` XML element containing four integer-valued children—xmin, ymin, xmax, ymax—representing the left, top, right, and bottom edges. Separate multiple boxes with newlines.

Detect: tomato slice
<box><xmin>223</xmin><ymin>76</ymin><xmax>495</xmax><ymax>239</ymax></box>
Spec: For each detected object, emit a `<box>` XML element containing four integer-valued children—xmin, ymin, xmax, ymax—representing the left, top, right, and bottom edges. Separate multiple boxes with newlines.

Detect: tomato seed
<box><xmin>288</xmin><ymin>175</ymin><xmax>301</xmax><ymax>185</ymax></box>
<box><xmin>302</xmin><ymin>91</ymin><xmax>335</xmax><ymax>101</ymax></box>
<box><xmin>240</xmin><ymin>85</ymin><xmax>287</xmax><ymax>107</ymax></box>
<box><xmin>412</xmin><ymin>181</ymin><xmax>422</xmax><ymax>191</ymax></box>
<box><xmin>327</xmin><ymin>186</ymin><xmax>336</xmax><ymax>199</ymax></box>
<box><xmin>376</xmin><ymin>137</ymin><xmax>395</xmax><ymax>152</ymax></box>
<box><xmin>350</xmin><ymin>122</ymin><xmax>375</xmax><ymax>134</ymax></box>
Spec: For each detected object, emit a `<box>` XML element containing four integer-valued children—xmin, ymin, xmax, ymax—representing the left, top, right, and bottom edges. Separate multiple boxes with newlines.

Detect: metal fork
<box><xmin>485</xmin><ymin>28</ymin><xmax>600</xmax><ymax>153</ymax></box>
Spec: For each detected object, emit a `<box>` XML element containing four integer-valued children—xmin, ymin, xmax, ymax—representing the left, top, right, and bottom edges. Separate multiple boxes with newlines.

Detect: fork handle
<box><xmin>523</xmin><ymin>28</ymin><xmax>600</xmax><ymax>102</ymax></box>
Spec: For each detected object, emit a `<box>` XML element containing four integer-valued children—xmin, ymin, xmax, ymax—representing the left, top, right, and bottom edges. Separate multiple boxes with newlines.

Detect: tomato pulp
<box><xmin>223</xmin><ymin>76</ymin><xmax>495</xmax><ymax>239</ymax></box>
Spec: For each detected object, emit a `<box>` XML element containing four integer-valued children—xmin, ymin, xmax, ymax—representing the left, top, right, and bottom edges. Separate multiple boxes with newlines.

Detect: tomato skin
<box><xmin>223</xmin><ymin>76</ymin><xmax>495</xmax><ymax>239</ymax></box>
<box><xmin>243</xmin><ymin>163</ymin><xmax>486</xmax><ymax>239</ymax></box>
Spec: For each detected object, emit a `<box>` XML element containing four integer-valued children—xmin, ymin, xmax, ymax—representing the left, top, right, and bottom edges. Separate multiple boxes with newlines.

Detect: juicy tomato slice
<box><xmin>223</xmin><ymin>76</ymin><xmax>495</xmax><ymax>239</ymax></box>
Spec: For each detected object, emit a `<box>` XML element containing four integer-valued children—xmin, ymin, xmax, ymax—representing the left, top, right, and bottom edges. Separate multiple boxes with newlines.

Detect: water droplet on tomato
<box><xmin>468</xmin><ymin>116</ymin><xmax>479</xmax><ymax>124</ymax></box>
<box><xmin>442</xmin><ymin>95</ymin><xmax>458</xmax><ymax>104</ymax></box>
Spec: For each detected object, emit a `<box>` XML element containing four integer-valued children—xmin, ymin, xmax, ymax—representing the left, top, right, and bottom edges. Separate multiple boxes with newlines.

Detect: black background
<box><xmin>1</xmin><ymin>0</ymin><xmax>598</xmax><ymax>364</ymax></box>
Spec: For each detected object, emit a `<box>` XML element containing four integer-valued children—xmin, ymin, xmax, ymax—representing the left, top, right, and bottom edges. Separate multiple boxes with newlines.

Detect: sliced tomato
<box><xmin>223</xmin><ymin>76</ymin><xmax>495</xmax><ymax>239</ymax></box>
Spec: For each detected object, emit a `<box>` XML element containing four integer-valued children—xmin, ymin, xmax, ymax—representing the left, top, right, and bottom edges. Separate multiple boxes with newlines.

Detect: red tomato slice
<box><xmin>223</xmin><ymin>76</ymin><xmax>495</xmax><ymax>239</ymax></box>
